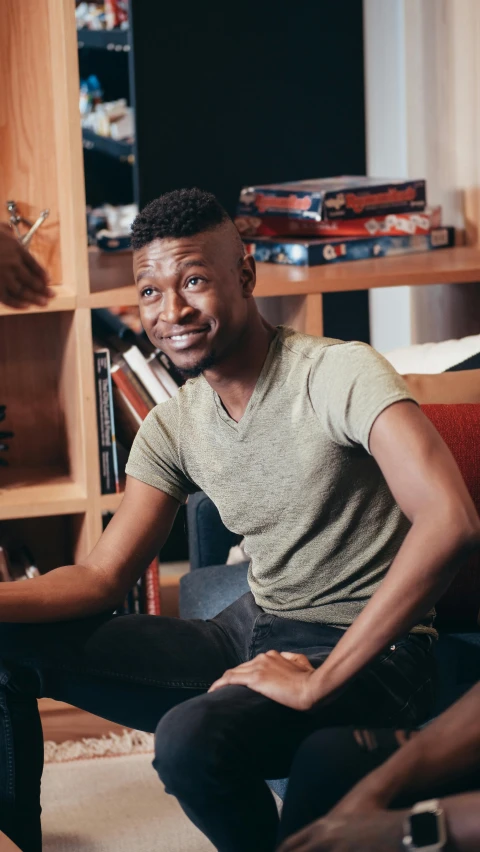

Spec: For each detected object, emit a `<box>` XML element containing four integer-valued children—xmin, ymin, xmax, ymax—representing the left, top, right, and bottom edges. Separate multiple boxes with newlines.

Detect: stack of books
<box><xmin>235</xmin><ymin>176</ymin><xmax>454</xmax><ymax>266</ymax></box>
<box><xmin>92</xmin><ymin>308</ymin><xmax>184</xmax><ymax>616</ymax></box>
<box><xmin>92</xmin><ymin>308</ymin><xmax>183</xmax><ymax>498</ymax></box>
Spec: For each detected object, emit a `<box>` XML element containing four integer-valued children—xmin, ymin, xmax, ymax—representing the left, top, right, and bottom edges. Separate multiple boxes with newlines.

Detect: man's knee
<box><xmin>153</xmin><ymin>694</ymin><xmax>233</xmax><ymax>795</ymax></box>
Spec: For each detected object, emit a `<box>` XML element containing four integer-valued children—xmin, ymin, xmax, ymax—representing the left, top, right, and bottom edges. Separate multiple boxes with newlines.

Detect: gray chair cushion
<box><xmin>179</xmin><ymin>562</ymin><xmax>250</xmax><ymax>620</ymax></box>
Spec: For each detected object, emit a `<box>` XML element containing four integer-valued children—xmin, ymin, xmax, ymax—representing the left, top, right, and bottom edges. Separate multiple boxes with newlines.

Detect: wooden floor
<box><xmin>40</xmin><ymin>565</ymin><xmax>187</xmax><ymax>742</ymax></box>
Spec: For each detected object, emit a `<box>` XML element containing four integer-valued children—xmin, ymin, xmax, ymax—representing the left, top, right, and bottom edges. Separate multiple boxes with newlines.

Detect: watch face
<box><xmin>411</xmin><ymin>811</ymin><xmax>439</xmax><ymax>846</ymax></box>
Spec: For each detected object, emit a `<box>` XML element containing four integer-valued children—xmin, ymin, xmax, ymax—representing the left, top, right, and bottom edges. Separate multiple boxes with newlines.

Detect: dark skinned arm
<box><xmin>331</xmin><ymin>682</ymin><xmax>480</xmax><ymax>815</ymax></box>
<box><xmin>210</xmin><ymin>401</ymin><xmax>480</xmax><ymax>710</ymax></box>
<box><xmin>0</xmin><ymin>476</ymin><xmax>180</xmax><ymax>621</ymax></box>
<box><xmin>303</xmin><ymin>401</ymin><xmax>480</xmax><ymax>706</ymax></box>
<box><xmin>278</xmin><ymin>793</ymin><xmax>480</xmax><ymax>852</ymax></box>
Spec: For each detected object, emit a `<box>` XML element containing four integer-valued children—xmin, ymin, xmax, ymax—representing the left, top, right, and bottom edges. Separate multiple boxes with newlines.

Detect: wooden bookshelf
<box><xmin>1</xmin><ymin>0</ymin><xmax>480</xmax><ymax>569</ymax></box>
<box><xmin>0</xmin><ymin>0</ymin><xmax>102</xmax><ymax>564</ymax></box>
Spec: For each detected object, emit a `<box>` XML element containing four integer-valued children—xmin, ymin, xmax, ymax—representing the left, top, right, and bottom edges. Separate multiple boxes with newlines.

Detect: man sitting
<box><xmin>0</xmin><ymin>188</ymin><xmax>478</xmax><ymax>852</ymax></box>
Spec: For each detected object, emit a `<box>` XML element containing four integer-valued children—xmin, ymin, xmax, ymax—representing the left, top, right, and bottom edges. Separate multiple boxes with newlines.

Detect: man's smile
<box><xmin>161</xmin><ymin>325</ymin><xmax>210</xmax><ymax>350</ymax></box>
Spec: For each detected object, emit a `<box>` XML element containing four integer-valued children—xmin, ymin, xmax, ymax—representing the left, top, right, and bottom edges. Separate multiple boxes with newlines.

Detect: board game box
<box><xmin>235</xmin><ymin>206</ymin><xmax>441</xmax><ymax>239</ymax></box>
<box><xmin>237</xmin><ymin>176</ymin><xmax>427</xmax><ymax>222</ymax></box>
<box><xmin>244</xmin><ymin>227</ymin><xmax>454</xmax><ymax>267</ymax></box>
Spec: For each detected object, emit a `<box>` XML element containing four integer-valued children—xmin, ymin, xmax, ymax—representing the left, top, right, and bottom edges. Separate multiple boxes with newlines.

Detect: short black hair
<box><xmin>131</xmin><ymin>187</ymin><xmax>232</xmax><ymax>251</ymax></box>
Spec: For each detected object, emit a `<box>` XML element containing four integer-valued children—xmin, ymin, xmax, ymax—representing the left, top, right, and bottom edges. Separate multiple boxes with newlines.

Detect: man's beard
<box><xmin>177</xmin><ymin>349</ymin><xmax>218</xmax><ymax>379</ymax></box>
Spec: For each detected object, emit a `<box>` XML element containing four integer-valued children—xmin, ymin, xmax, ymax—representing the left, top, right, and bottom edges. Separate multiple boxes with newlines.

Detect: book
<box><xmin>237</xmin><ymin>176</ymin><xmax>427</xmax><ymax>222</ymax></box>
<box><xmin>93</xmin><ymin>349</ymin><xmax>120</xmax><ymax>495</ymax></box>
<box><xmin>147</xmin><ymin>353</ymin><xmax>180</xmax><ymax>397</ymax></box>
<box><xmin>123</xmin><ymin>345</ymin><xmax>170</xmax><ymax>405</ymax></box>
<box><xmin>235</xmin><ymin>206</ymin><xmax>442</xmax><ymax>239</ymax></box>
<box><xmin>244</xmin><ymin>226</ymin><xmax>455</xmax><ymax>267</ymax></box>
<box><xmin>111</xmin><ymin>358</ymin><xmax>152</xmax><ymax>421</ymax></box>
<box><xmin>111</xmin><ymin>384</ymin><xmax>143</xmax><ymax>449</ymax></box>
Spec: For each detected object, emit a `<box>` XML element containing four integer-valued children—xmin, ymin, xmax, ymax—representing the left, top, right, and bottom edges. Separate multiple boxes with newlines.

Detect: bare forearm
<box><xmin>0</xmin><ymin>564</ymin><xmax>119</xmax><ymax>622</ymax></box>
<box><xmin>351</xmin><ymin>683</ymin><xmax>480</xmax><ymax>809</ymax></box>
<box><xmin>309</xmin><ymin>513</ymin><xmax>478</xmax><ymax>704</ymax></box>
<box><xmin>441</xmin><ymin>793</ymin><xmax>480</xmax><ymax>852</ymax></box>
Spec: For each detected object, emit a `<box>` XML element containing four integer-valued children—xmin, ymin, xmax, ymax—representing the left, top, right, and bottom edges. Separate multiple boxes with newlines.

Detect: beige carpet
<box><xmin>42</xmin><ymin>747</ymin><xmax>215</xmax><ymax>852</ymax></box>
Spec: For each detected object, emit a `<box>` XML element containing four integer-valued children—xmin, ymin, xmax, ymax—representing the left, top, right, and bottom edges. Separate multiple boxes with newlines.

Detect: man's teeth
<box><xmin>170</xmin><ymin>330</ymin><xmax>203</xmax><ymax>340</ymax></box>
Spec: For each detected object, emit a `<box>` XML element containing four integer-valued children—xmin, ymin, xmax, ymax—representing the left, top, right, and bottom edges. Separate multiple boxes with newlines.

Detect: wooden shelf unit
<box><xmin>2</xmin><ymin>0</ymin><xmax>480</xmax><ymax>570</ymax></box>
<box><xmin>0</xmin><ymin>0</ymin><xmax>102</xmax><ymax>565</ymax></box>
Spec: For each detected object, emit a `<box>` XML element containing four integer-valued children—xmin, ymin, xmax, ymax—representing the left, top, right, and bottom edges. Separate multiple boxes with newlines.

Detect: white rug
<box><xmin>42</xmin><ymin>737</ymin><xmax>215</xmax><ymax>852</ymax></box>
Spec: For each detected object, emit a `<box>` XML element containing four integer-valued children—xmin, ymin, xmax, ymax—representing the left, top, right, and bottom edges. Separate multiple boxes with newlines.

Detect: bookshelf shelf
<box><xmin>82</xmin><ymin>129</ymin><xmax>134</xmax><ymax>163</ymax></box>
<box><xmin>0</xmin><ymin>285</ymin><xmax>76</xmax><ymax>317</ymax></box>
<box><xmin>0</xmin><ymin>469</ymin><xmax>87</xmax><ymax>521</ymax></box>
<box><xmin>83</xmin><ymin>246</ymin><xmax>480</xmax><ymax>308</ymax></box>
<box><xmin>99</xmin><ymin>491</ymin><xmax>125</xmax><ymax>512</ymax></box>
<box><xmin>77</xmin><ymin>28</ymin><xmax>129</xmax><ymax>50</ymax></box>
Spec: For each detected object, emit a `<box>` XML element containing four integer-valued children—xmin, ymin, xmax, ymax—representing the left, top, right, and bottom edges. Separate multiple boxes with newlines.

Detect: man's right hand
<box><xmin>0</xmin><ymin>224</ymin><xmax>54</xmax><ymax>309</ymax></box>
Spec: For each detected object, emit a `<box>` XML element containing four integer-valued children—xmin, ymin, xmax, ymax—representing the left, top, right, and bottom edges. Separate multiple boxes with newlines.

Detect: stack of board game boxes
<box><xmin>235</xmin><ymin>177</ymin><xmax>453</xmax><ymax>266</ymax></box>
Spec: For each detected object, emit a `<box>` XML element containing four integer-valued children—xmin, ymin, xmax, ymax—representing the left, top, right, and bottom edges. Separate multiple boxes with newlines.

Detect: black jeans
<box><xmin>0</xmin><ymin>592</ymin><xmax>436</xmax><ymax>852</ymax></box>
<box><xmin>278</xmin><ymin>726</ymin><xmax>480</xmax><ymax>846</ymax></box>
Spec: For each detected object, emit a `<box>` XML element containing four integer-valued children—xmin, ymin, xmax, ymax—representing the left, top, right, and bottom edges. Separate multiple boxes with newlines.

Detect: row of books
<box><xmin>234</xmin><ymin>176</ymin><xmax>454</xmax><ymax>266</ymax></box>
<box><xmin>0</xmin><ymin>532</ymin><xmax>161</xmax><ymax>616</ymax></box>
<box><xmin>102</xmin><ymin>512</ymin><xmax>161</xmax><ymax>615</ymax></box>
<box><xmin>92</xmin><ymin>308</ymin><xmax>183</xmax><ymax>495</ymax></box>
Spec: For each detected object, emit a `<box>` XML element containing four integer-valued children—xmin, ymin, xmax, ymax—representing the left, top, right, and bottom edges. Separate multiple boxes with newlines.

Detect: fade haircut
<box><xmin>131</xmin><ymin>187</ymin><xmax>235</xmax><ymax>251</ymax></box>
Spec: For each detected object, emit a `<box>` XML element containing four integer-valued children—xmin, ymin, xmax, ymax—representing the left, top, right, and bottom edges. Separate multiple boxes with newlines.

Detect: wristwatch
<box><xmin>403</xmin><ymin>799</ymin><xmax>447</xmax><ymax>851</ymax></box>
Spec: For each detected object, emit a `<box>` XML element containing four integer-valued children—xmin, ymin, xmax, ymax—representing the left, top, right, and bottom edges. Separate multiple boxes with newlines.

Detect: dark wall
<box><xmin>130</xmin><ymin>1</ymin><xmax>368</xmax><ymax>344</ymax></box>
<box><xmin>131</xmin><ymin>3</ymin><xmax>366</xmax><ymax>215</ymax></box>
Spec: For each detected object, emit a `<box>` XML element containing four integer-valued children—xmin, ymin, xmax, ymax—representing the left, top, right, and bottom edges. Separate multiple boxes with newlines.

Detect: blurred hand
<box><xmin>0</xmin><ymin>225</ymin><xmax>54</xmax><ymax>309</ymax></box>
<box><xmin>278</xmin><ymin>810</ymin><xmax>406</xmax><ymax>852</ymax></box>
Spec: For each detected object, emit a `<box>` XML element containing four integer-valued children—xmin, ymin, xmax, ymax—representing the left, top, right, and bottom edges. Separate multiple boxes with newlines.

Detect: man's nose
<box><xmin>160</xmin><ymin>290</ymin><xmax>194</xmax><ymax>324</ymax></box>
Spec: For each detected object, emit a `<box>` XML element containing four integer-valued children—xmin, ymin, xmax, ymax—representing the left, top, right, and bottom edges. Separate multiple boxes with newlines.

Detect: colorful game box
<box><xmin>237</xmin><ymin>177</ymin><xmax>427</xmax><ymax>222</ymax></box>
<box><xmin>235</xmin><ymin>207</ymin><xmax>441</xmax><ymax>239</ymax></box>
<box><xmin>244</xmin><ymin>227</ymin><xmax>454</xmax><ymax>267</ymax></box>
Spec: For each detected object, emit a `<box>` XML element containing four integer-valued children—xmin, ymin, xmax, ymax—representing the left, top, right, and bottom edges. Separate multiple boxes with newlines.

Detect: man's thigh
<box><xmin>0</xmin><ymin>613</ymin><xmax>238</xmax><ymax>733</ymax></box>
<box><xmin>156</xmin><ymin>631</ymin><xmax>436</xmax><ymax>782</ymax></box>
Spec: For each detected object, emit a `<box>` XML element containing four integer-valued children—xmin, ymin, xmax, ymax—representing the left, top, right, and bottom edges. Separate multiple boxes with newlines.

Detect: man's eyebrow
<box><xmin>136</xmin><ymin>258</ymin><xmax>209</xmax><ymax>284</ymax></box>
<box><xmin>178</xmin><ymin>259</ymin><xmax>209</xmax><ymax>270</ymax></box>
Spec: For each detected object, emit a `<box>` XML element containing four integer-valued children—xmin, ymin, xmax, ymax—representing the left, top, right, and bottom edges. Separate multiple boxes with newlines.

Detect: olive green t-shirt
<box><xmin>126</xmin><ymin>326</ymin><xmax>426</xmax><ymax>629</ymax></box>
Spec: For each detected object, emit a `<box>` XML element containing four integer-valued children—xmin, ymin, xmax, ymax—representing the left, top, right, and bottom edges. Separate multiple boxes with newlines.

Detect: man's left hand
<box><xmin>277</xmin><ymin>810</ymin><xmax>406</xmax><ymax>852</ymax></box>
<box><xmin>208</xmin><ymin>650</ymin><xmax>317</xmax><ymax>710</ymax></box>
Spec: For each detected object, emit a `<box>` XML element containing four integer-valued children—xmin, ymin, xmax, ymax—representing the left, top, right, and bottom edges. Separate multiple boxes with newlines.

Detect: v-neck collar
<box><xmin>210</xmin><ymin>328</ymin><xmax>281</xmax><ymax>438</ymax></box>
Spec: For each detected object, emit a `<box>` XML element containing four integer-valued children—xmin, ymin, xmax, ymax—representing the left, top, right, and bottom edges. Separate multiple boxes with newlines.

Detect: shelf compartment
<box><xmin>82</xmin><ymin>129</ymin><xmax>134</xmax><ymax>163</ymax></box>
<box><xmin>0</xmin><ymin>470</ymin><xmax>86</xmax><ymax>520</ymax></box>
<box><xmin>87</xmin><ymin>246</ymin><xmax>134</xmax><ymax>298</ymax></box>
<box><xmin>0</xmin><ymin>514</ymin><xmax>86</xmax><ymax>571</ymax></box>
<box><xmin>77</xmin><ymin>29</ymin><xmax>130</xmax><ymax>50</ymax></box>
<box><xmin>0</xmin><ymin>311</ymin><xmax>89</xmax><ymax>515</ymax></box>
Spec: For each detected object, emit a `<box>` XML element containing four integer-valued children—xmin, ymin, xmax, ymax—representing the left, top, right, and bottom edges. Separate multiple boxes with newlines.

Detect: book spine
<box><xmin>124</xmin><ymin>346</ymin><xmax>170</xmax><ymax>404</ymax></box>
<box><xmin>120</xmin><ymin>357</ymin><xmax>156</xmax><ymax>409</ymax></box>
<box><xmin>156</xmin><ymin>350</ymin><xmax>184</xmax><ymax>387</ymax></box>
<box><xmin>111</xmin><ymin>363</ymin><xmax>151</xmax><ymax>420</ymax></box>
<box><xmin>94</xmin><ymin>350</ymin><xmax>119</xmax><ymax>494</ymax></box>
<box><xmin>147</xmin><ymin>354</ymin><xmax>179</xmax><ymax>397</ymax></box>
<box><xmin>144</xmin><ymin>557</ymin><xmax>161</xmax><ymax>615</ymax></box>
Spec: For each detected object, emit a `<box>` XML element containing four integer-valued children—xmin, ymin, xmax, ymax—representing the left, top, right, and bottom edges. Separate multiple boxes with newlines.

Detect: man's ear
<box><xmin>240</xmin><ymin>254</ymin><xmax>256</xmax><ymax>298</ymax></box>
